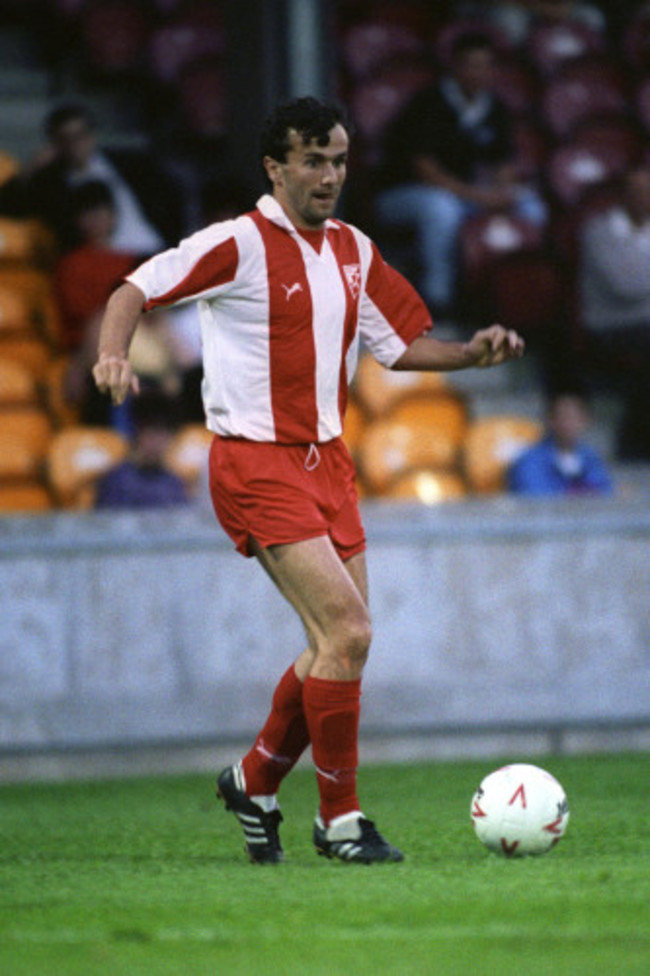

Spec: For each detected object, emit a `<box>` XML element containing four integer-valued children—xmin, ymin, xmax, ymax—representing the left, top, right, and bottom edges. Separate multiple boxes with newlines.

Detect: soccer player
<box><xmin>93</xmin><ymin>97</ymin><xmax>525</xmax><ymax>865</ymax></box>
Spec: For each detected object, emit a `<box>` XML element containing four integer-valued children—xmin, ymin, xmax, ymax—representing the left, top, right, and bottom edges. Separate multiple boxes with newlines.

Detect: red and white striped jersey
<box><xmin>127</xmin><ymin>194</ymin><xmax>431</xmax><ymax>443</ymax></box>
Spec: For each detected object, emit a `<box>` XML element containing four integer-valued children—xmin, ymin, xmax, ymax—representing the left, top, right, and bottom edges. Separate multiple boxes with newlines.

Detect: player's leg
<box><xmin>216</xmin><ymin>537</ymin><xmax>367</xmax><ymax>863</ymax></box>
<box><xmin>250</xmin><ymin>536</ymin><xmax>402</xmax><ymax>863</ymax></box>
<box><xmin>235</xmin><ymin>547</ymin><xmax>367</xmax><ymax>799</ymax></box>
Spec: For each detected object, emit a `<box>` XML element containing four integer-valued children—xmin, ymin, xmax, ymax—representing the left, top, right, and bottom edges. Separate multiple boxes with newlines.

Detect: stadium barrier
<box><xmin>1</xmin><ymin>498</ymin><xmax>648</xmax><ymax>775</ymax></box>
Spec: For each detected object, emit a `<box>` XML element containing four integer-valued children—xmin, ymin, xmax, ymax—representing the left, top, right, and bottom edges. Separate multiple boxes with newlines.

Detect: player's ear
<box><xmin>263</xmin><ymin>155</ymin><xmax>283</xmax><ymax>186</ymax></box>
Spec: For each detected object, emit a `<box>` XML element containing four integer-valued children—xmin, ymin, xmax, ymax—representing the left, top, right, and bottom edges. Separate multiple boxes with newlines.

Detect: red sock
<box><xmin>241</xmin><ymin>664</ymin><xmax>310</xmax><ymax>796</ymax></box>
<box><xmin>303</xmin><ymin>675</ymin><xmax>361</xmax><ymax>824</ymax></box>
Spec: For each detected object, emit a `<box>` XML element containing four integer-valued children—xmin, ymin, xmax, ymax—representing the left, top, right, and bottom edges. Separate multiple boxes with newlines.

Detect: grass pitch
<box><xmin>1</xmin><ymin>753</ymin><xmax>649</xmax><ymax>975</ymax></box>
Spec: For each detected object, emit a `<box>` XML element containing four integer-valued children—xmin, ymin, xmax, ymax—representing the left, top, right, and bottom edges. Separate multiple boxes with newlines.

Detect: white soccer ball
<box><xmin>470</xmin><ymin>763</ymin><xmax>570</xmax><ymax>857</ymax></box>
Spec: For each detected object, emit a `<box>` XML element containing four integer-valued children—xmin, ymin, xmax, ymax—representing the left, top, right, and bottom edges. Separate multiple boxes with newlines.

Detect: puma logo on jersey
<box><xmin>282</xmin><ymin>282</ymin><xmax>303</xmax><ymax>300</ymax></box>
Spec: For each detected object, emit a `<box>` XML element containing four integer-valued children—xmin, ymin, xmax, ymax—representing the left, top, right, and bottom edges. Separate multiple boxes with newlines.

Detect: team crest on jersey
<box><xmin>343</xmin><ymin>263</ymin><xmax>361</xmax><ymax>299</ymax></box>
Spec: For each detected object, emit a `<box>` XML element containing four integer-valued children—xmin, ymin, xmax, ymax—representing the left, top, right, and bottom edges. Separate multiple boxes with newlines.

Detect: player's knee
<box><xmin>335</xmin><ymin>609</ymin><xmax>372</xmax><ymax>669</ymax></box>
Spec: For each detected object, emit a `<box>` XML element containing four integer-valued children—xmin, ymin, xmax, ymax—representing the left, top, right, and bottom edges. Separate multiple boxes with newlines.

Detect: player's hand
<box><xmin>92</xmin><ymin>353</ymin><xmax>140</xmax><ymax>405</ymax></box>
<box><xmin>466</xmin><ymin>324</ymin><xmax>525</xmax><ymax>368</ymax></box>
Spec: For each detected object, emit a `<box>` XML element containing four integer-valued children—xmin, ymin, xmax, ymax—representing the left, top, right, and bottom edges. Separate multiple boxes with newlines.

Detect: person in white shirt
<box><xmin>5</xmin><ymin>103</ymin><xmax>176</xmax><ymax>254</ymax></box>
<box><xmin>579</xmin><ymin>164</ymin><xmax>650</xmax><ymax>459</ymax></box>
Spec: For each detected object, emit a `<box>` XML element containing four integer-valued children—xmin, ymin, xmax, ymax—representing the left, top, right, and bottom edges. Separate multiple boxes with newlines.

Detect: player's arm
<box><xmin>92</xmin><ymin>281</ymin><xmax>146</xmax><ymax>405</ymax></box>
<box><xmin>392</xmin><ymin>325</ymin><xmax>525</xmax><ymax>372</ymax></box>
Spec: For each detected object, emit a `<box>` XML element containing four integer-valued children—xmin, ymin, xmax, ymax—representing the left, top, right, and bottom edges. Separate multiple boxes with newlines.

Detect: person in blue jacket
<box><xmin>508</xmin><ymin>392</ymin><xmax>614</xmax><ymax>496</ymax></box>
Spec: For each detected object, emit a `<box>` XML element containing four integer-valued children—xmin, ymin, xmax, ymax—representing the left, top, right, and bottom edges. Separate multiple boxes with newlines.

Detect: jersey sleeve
<box><xmin>127</xmin><ymin>221</ymin><xmax>239</xmax><ymax>311</ymax></box>
<box><xmin>358</xmin><ymin>242</ymin><xmax>432</xmax><ymax>367</ymax></box>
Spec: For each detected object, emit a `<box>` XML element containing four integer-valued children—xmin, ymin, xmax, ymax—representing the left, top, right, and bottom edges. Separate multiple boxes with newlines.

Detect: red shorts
<box><xmin>209</xmin><ymin>436</ymin><xmax>366</xmax><ymax>560</ymax></box>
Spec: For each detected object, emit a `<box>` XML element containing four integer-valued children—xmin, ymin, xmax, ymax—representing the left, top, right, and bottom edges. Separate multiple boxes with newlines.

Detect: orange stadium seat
<box><xmin>0</xmin><ymin>218</ymin><xmax>56</xmax><ymax>268</ymax></box>
<box><xmin>43</xmin><ymin>356</ymin><xmax>80</xmax><ymax>427</ymax></box>
<box><xmin>0</xmin><ymin>151</ymin><xmax>19</xmax><ymax>187</ymax></box>
<box><xmin>0</xmin><ymin>357</ymin><xmax>39</xmax><ymax>407</ymax></box>
<box><xmin>388</xmin><ymin>394</ymin><xmax>468</xmax><ymax>441</ymax></box>
<box><xmin>353</xmin><ymin>352</ymin><xmax>449</xmax><ymax>419</ymax></box>
<box><xmin>386</xmin><ymin>468</ymin><xmax>467</xmax><ymax>504</ymax></box>
<box><xmin>0</xmin><ymin>283</ymin><xmax>35</xmax><ymax>333</ymax></box>
<box><xmin>0</xmin><ymin>269</ymin><xmax>61</xmax><ymax>340</ymax></box>
<box><xmin>47</xmin><ymin>426</ymin><xmax>129</xmax><ymax>508</ymax></box>
<box><xmin>0</xmin><ymin>407</ymin><xmax>53</xmax><ymax>480</ymax></box>
<box><xmin>165</xmin><ymin>423</ymin><xmax>214</xmax><ymax>492</ymax></box>
<box><xmin>462</xmin><ymin>416</ymin><xmax>542</xmax><ymax>494</ymax></box>
<box><xmin>0</xmin><ymin>482</ymin><xmax>53</xmax><ymax>514</ymax></box>
<box><xmin>0</xmin><ymin>335</ymin><xmax>54</xmax><ymax>381</ymax></box>
<box><xmin>342</xmin><ymin>399</ymin><xmax>366</xmax><ymax>457</ymax></box>
<box><xmin>358</xmin><ymin>396</ymin><xmax>468</xmax><ymax>495</ymax></box>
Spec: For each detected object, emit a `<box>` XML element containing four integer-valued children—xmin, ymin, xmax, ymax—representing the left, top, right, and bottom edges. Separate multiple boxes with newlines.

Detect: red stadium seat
<box><xmin>176</xmin><ymin>57</ymin><xmax>227</xmax><ymax>138</ymax></box>
<box><xmin>148</xmin><ymin>18</ymin><xmax>224</xmax><ymax>85</ymax></box>
<box><xmin>622</xmin><ymin>8</ymin><xmax>650</xmax><ymax>73</ymax></box>
<box><xmin>527</xmin><ymin>20</ymin><xmax>604</xmax><ymax>77</ymax></box>
<box><xmin>634</xmin><ymin>75</ymin><xmax>650</xmax><ymax>136</ymax></box>
<box><xmin>491</xmin><ymin>56</ymin><xmax>538</xmax><ymax>118</ymax></box>
<box><xmin>546</xmin><ymin>141</ymin><xmax>632</xmax><ymax>209</ymax></box>
<box><xmin>460</xmin><ymin>212</ymin><xmax>546</xmax><ymax>291</ymax></box>
<box><xmin>79</xmin><ymin>1</ymin><xmax>153</xmax><ymax>77</ymax></box>
<box><xmin>540</xmin><ymin>61</ymin><xmax>628</xmax><ymax>140</ymax></box>
<box><xmin>491</xmin><ymin>251</ymin><xmax>564</xmax><ymax>335</ymax></box>
<box><xmin>350</xmin><ymin>62</ymin><xmax>435</xmax><ymax>152</ymax></box>
<box><xmin>511</xmin><ymin>119</ymin><xmax>550</xmax><ymax>181</ymax></box>
<box><xmin>340</xmin><ymin>20</ymin><xmax>424</xmax><ymax>80</ymax></box>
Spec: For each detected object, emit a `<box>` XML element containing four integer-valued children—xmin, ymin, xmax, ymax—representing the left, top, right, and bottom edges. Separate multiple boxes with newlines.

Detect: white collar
<box><xmin>441</xmin><ymin>77</ymin><xmax>492</xmax><ymax>128</ymax></box>
<box><xmin>256</xmin><ymin>194</ymin><xmax>339</xmax><ymax>234</ymax></box>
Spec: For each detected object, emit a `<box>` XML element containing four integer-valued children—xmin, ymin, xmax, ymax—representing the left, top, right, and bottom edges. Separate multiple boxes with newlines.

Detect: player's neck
<box><xmin>296</xmin><ymin>226</ymin><xmax>326</xmax><ymax>253</ymax></box>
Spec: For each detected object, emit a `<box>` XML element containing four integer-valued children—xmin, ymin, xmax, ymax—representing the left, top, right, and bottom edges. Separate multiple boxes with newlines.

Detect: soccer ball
<box><xmin>470</xmin><ymin>763</ymin><xmax>570</xmax><ymax>857</ymax></box>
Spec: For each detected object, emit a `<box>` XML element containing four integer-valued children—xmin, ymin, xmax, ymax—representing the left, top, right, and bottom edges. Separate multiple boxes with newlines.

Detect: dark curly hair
<box><xmin>260</xmin><ymin>96</ymin><xmax>350</xmax><ymax>165</ymax></box>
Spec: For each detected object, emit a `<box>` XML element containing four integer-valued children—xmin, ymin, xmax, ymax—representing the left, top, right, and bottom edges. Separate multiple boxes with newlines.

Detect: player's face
<box><xmin>265</xmin><ymin>124</ymin><xmax>349</xmax><ymax>229</ymax></box>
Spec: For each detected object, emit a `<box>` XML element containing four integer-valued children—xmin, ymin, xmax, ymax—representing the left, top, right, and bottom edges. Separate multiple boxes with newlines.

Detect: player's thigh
<box><xmin>251</xmin><ymin>535</ymin><xmax>370</xmax><ymax>648</ymax></box>
<box><xmin>343</xmin><ymin>551</ymin><xmax>368</xmax><ymax>606</ymax></box>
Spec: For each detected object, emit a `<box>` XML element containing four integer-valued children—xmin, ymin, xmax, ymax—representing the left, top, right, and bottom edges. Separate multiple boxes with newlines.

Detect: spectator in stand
<box><xmin>55</xmin><ymin>181</ymin><xmax>139</xmax><ymax>353</ymax></box>
<box><xmin>508</xmin><ymin>392</ymin><xmax>613</xmax><ymax>495</ymax></box>
<box><xmin>94</xmin><ymin>390</ymin><xmax>189</xmax><ymax>510</ymax></box>
<box><xmin>59</xmin><ymin>181</ymin><xmax>202</xmax><ymax>429</ymax></box>
<box><xmin>375</xmin><ymin>30</ymin><xmax>547</xmax><ymax>316</ymax></box>
<box><xmin>579</xmin><ymin>164</ymin><xmax>650</xmax><ymax>460</ymax></box>
<box><xmin>0</xmin><ymin>103</ymin><xmax>180</xmax><ymax>252</ymax></box>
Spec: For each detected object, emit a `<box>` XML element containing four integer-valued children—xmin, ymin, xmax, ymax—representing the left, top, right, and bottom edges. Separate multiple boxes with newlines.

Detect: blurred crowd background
<box><xmin>0</xmin><ymin>0</ymin><xmax>649</xmax><ymax>514</ymax></box>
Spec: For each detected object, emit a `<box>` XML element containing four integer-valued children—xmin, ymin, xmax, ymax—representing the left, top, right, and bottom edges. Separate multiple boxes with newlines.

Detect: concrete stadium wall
<box><xmin>1</xmin><ymin>499</ymin><xmax>649</xmax><ymax>765</ymax></box>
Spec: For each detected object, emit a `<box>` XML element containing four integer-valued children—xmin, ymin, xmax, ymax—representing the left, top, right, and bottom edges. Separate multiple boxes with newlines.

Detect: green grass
<box><xmin>1</xmin><ymin>754</ymin><xmax>649</xmax><ymax>975</ymax></box>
